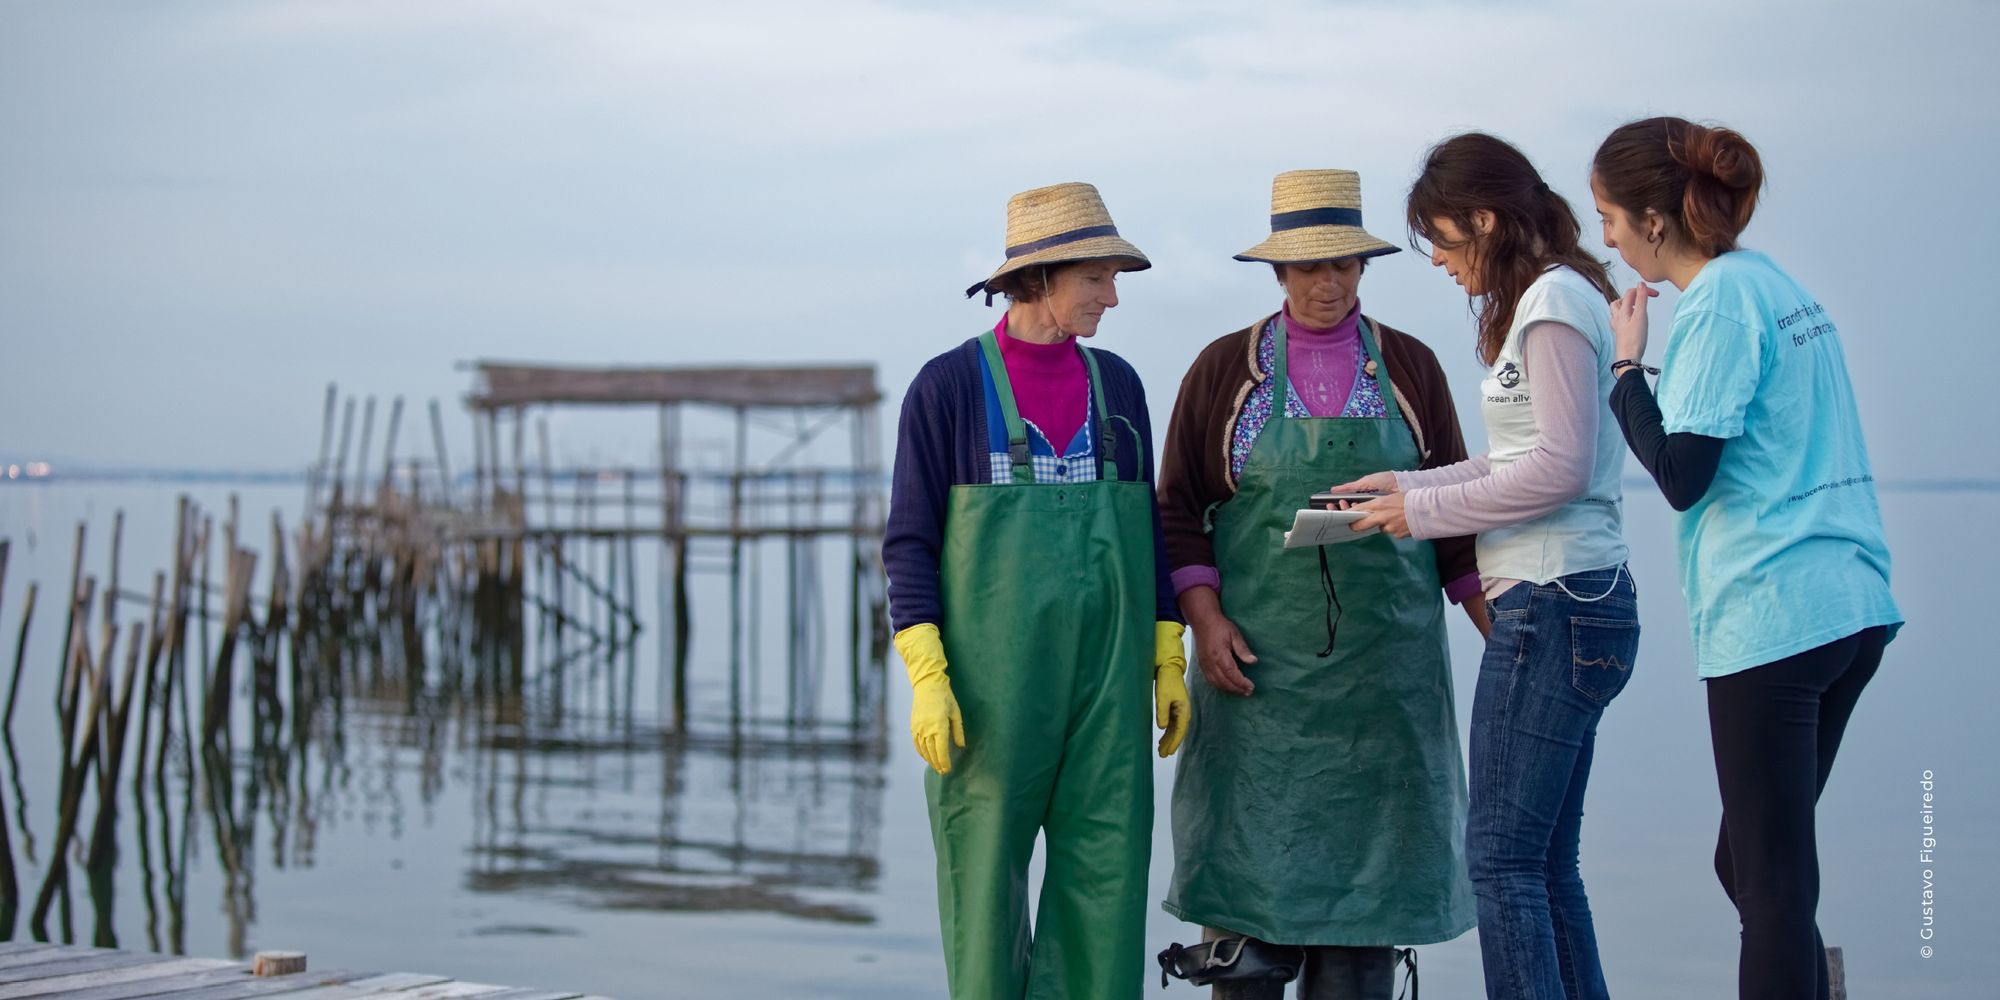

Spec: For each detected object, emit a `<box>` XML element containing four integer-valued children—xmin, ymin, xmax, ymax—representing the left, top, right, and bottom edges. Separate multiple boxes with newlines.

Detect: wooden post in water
<box><xmin>355</xmin><ymin>397</ymin><xmax>379</xmax><ymax>517</ymax></box>
<box><xmin>31</xmin><ymin>587</ymin><xmax>112</xmax><ymax>940</ymax></box>
<box><xmin>659</xmin><ymin>404</ymin><xmax>689</xmax><ymax>730</ymax></box>
<box><xmin>0</xmin><ymin>544</ymin><xmax>21</xmax><ymax>936</ymax></box>
<box><xmin>307</xmin><ymin>384</ymin><xmax>337</xmax><ymax>518</ymax></box>
<box><xmin>330</xmin><ymin>397</ymin><xmax>356</xmax><ymax>514</ymax></box>
<box><xmin>5</xmin><ymin>583</ymin><xmax>38</xmax><ymax>733</ymax></box>
<box><xmin>429</xmin><ymin>398</ymin><xmax>455</xmax><ymax>506</ymax></box>
<box><xmin>379</xmin><ymin>396</ymin><xmax>405</xmax><ymax>502</ymax></box>
<box><xmin>55</xmin><ymin>525</ymin><xmax>86</xmax><ymax>746</ymax></box>
<box><xmin>1825</xmin><ymin>946</ymin><xmax>1846</xmax><ymax>1000</ymax></box>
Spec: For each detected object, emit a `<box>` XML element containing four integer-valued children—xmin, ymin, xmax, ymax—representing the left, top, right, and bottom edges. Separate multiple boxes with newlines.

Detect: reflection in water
<box><xmin>0</xmin><ymin>435</ymin><xmax>891</xmax><ymax>956</ymax></box>
<box><xmin>467</xmin><ymin>728</ymin><xmax>882</xmax><ymax>924</ymax></box>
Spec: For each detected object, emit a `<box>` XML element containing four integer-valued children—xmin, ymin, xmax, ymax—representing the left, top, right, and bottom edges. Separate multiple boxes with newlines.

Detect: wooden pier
<box><xmin>0</xmin><ymin>943</ymin><xmax>610</xmax><ymax>1000</ymax></box>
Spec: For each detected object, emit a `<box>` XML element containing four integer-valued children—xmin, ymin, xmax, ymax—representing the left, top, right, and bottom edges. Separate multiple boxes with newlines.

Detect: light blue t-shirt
<box><xmin>1656</xmin><ymin>250</ymin><xmax>1902</xmax><ymax>678</ymax></box>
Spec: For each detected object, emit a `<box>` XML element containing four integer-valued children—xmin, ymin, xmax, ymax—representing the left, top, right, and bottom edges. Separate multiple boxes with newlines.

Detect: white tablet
<box><xmin>1282</xmin><ymin>507</ymin><xmax>1382</xmax><ymax>548</ymax></box>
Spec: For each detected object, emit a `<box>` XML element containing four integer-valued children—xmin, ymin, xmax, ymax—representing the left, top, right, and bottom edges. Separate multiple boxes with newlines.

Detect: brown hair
<box><xmin>987</xmin><ymin>262</ymin><xmax>1077</xmax><ymax>305</ymax></box>
<box><xmin>1406</xmin><ymin>132</ymin><xmax>1616</xmax><ymax>366</ymax></box>
<box><xmin>1591</xmin><ymin>117</ymin><xmax>1764</xmax><ymax>259</ymax></box>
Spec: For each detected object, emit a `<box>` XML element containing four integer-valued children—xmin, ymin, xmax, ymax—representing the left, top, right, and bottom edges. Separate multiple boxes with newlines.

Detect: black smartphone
<box><xmin>1309</xmin><ymin>491</ymin><xmax>1385</xmax><ymax>507</ymax></box>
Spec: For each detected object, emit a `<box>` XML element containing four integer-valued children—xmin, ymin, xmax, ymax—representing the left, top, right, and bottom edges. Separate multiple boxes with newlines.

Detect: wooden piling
<box><xmin>54</xmin><ymin>525</ymin><xmax>86</xmax><ymax>747</ymax></box>
<box><xmin>429</xmin><ymin>398</ymin><xmax>455</xmax><ymax>506</ymax></box>
<box><xmin>5</xmin><ymin>583</ymin><xmax>37</xmax><ymax>734</ymax></box>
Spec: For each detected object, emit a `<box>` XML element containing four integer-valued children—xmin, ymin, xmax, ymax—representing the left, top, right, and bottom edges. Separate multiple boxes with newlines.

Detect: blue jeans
<box><xmin>1467</xmin><ymin>566</ymin><xmax>1639</xmax><ymax>1000</ymax></box>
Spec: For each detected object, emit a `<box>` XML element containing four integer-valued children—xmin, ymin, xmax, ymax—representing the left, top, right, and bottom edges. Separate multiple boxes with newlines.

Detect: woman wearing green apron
<box><xmin>882</xmin><ymin>182</ymin><xmax>1191</xmax><ymax>1000</ymax></box>
<box><xmin>1157</xmin><ymin>170</ymin><xmax>1486</xmax><ymax>1000</ymax></box>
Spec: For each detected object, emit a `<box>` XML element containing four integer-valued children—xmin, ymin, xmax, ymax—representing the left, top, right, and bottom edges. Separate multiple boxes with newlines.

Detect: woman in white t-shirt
<box><xmin>1335</xmin><ymin>133</ymin><xmax>1635</xmax><ymax>1000</ymax></box>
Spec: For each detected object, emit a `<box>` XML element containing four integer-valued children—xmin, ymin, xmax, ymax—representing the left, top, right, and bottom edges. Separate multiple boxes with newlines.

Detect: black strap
<box><xmin>1317</xmin><ymin>546</ymin><xmax>1343</xmax><ymax>658</ymax></box>
<box><xmin>1395</xmin><ymin>947</ymin><xmax>1419</xmax><ymax>1000</ymax></box>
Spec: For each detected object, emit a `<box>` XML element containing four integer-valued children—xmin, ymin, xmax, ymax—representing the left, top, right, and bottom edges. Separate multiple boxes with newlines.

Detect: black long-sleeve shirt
<box><xmin>1609</xmin><ymin>372</ymin><xmax>1726</xmax><ymax>511</ymax></box>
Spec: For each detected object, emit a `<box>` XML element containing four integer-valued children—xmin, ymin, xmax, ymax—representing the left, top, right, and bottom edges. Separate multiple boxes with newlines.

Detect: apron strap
<box><xmin>1079</xmin><ymin>344</ymin><xmax>1120</xmax><ymax>481</ymax></box>
<box><xmin>1359</xmin><ymin>317</ymin><xmax>1431</xmax><ymax>461</ymax></box>
<box><xmin>1269</xmin><ymin>312</ymin><xmax>1291</xmax><ymax>414</ymax></box>
<box><xmin>978</xmin><ymin>330</ymin><xmax>1035</xmax><ymax>484</ymax></box>
<box><xmin>1355</xmin><ymin>316</ymin><xmax>1403</xmax><ymax>424</ymax></box>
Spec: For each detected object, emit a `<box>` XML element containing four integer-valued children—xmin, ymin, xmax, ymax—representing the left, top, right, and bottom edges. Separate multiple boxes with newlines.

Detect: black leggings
<box><xmin>1706</xmin><ymin>626</ymin><xmax>1887</xmax><ymax>1000</ymax></box>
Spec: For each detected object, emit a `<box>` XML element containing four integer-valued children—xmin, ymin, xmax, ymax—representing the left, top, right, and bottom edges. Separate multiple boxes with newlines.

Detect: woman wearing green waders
<box><xmin>882</xmin><ymin>181</ymin><xmax>1191</xmax><ymax>1000</ymax></box>
<box><xmin>1157</xmin><ymin>170</ymin><xmax>1484</xmax><ymax>1000</ymax></box>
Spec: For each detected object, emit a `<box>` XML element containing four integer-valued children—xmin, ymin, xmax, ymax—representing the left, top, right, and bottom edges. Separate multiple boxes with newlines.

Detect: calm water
<box><xmin>0</xmin><ymin>480</ymin><xmax>1990</xmax><ymax>999</ymax></box>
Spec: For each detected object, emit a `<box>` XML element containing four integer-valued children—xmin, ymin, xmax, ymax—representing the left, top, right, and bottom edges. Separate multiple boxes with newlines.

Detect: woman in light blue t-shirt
<box><xmin>1590</xmin><ymin>117</ymin><xmax>1902</xmax><ymax>1000</ymax></box>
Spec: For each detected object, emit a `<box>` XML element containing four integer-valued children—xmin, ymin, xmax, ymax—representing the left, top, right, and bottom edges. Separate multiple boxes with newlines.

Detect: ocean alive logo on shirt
<box><xmin>1495</xmin><ymin>362</ymin><xmax>1522</xmax><ymax>389</ymax></box>
<box><xmin>1777</xmin><ymin>301</ymin><xmax>1835</xmax><ymax>347</ymax></box>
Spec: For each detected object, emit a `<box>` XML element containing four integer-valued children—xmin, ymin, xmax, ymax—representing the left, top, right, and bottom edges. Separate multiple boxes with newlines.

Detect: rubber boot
<box><xmin>1213</xmin><ymin>978</ymin><xmax>1287</xmax><ymax>1000</ymax></box>
<box><xmin>1294</xmin><ymin>946</ymin><xmax>1395</xmax><ymax>1000</ymax></box>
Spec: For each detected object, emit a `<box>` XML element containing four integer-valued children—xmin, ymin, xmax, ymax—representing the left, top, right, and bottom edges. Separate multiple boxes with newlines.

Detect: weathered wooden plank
<box><xmin>382</xmin><ymin>983</ymin><xmax>509</xmax><ymax>1000</ymax></box>
<box><xmin>135</xmin><ymin>970</ymin><xmax>374</xmax><ymax>1000</ymax></box>
<box><xmin>254</xmin><ymin>972</ymin><xmax>453</xmax><ymax>1000</ymax></box>
<box><xmin>0</xmin><ymin>958</ymin><xmax>236</xmax><ymax>999</ymax></box>
<box><xmin>0</xmin><ymin>952</ymin><xmax>177</xmax><ymax>983</ymax></box>
<box><xmin>1</xmin><ymin>964</ymin><xmax>253</xmax><ymax>1000</ymax></box>
<box><xmin>0</xmin><ymin>947</ymin><xmax>64</xmax><ymax>961</ymax></box>
<box><xmin>0</xmin><ymin>948</ymin><xmax>86</xmax><ymax>971</ymax></box>
<box><xmin>16</xmin><ymin>966</ymin><xmax>361</xmax><ymax>1000</ymax></box>
<box><xmin>0</xmin><ymin>948</ymin><xmax>605</xmax><ymax>1000</ymax></box>
<box><xmin>464</xmin><ymin>989</ymin><xmax>581</xmax><ymax>1000</ymax></box>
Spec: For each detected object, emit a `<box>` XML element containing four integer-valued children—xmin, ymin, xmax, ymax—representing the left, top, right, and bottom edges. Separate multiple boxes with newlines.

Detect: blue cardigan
<box><xmin>883</xmin><ymin>335</ymin><xmax>1180</xmax><ymax>634</ymax></box>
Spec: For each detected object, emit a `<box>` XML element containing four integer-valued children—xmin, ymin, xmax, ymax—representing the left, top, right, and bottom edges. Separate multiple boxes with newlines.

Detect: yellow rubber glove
<box><xmin>1154</xmin><ymin>621</ymin><xmax>1191</xmax><ymax>757</ymax></box>
<box><xmin>894</xmin><ymin>623</ymin><xmax>964</xmax><ymax>774</ymax></box>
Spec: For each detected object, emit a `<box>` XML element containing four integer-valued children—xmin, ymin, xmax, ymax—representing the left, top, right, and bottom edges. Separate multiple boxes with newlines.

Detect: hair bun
<box><xmin>1682</xmin><ymin>125</ymin><xmax>1761</xmax><ymax>190</ymax></box>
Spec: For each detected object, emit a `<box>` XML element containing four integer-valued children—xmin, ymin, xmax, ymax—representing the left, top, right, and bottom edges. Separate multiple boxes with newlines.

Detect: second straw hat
<box><xmin>1234</xmin><ymin>170</ymin><xmax>1400</xmax><ymax>264</ymax></box>
<box><xmin>965</xmin><ymin>182</ymin><xmax>1150</xmax><ymax>299</ymax></box>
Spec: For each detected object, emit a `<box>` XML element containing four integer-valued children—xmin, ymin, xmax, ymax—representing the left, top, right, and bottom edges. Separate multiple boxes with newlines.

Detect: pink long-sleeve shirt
<box><xmin>1168</xmin><ymin>301</ymin><xmax>1481</xmax><ymax>605</ymax></box>
<box><xmin>994</xmin><ymin>314</ymin><xmax>1089</xmax><ymax>452</ymax></box>
<box><xmin>1397</xmin><ymin>321</ymin><xmax>1600</xmax><ymax>600</ymax></box>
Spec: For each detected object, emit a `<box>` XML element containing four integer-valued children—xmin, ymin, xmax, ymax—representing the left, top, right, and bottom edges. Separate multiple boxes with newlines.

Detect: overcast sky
<box><xmin>3</xmin><ymin>0</ymin><xmax>1994</xmax><ymax>478</ymax></box>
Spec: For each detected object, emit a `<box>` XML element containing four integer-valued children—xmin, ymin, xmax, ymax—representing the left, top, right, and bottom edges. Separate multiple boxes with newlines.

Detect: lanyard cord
<box><xmin>1552</xmin><ymin>563</ymin><xmax>1626</xmax><ymax>602</ymax></box>
<box><xmin>1394</xmin><ymin>947</ymin><xmax>1419</xmax><ymax>1000</ymax></box>
<box><xmin>1317</xmin><ymin>546</ymin><xmax>1343</xmax><ymax>658</ymax></box>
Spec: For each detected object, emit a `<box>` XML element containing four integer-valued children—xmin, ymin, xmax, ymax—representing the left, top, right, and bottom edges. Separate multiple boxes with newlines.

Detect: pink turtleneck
<box><xmin>995</xmin><ymin>315</ymin><xmax>1089</xmax><ymax>452</ymax></box>
<box><xmin>1284</xmin><ymin>300</ymin><xmax>1363</xmax><ymax>417</ymax></box>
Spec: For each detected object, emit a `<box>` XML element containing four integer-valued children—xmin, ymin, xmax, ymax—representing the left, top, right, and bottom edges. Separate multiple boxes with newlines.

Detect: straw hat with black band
<box><xmin>1234</xmin><ymin>169</ymin><xmax>1400</xmax><ymax>265</ymax></box>
<box><xmin>966</xmin><ymin>182</ymin><xmax>1150</xmax><ymax>304</ymax></box>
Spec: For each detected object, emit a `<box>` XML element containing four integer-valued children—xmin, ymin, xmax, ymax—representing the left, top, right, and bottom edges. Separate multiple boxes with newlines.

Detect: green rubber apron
<box><xmin>926</xmin><ymin>331</ymin><xmax>1157</xmax><ymax>999</ymax></box>
<box><xmin>1164</xmin><ymin>316</ymin><xmax>1475</xmax><ymax>946</ymax></box>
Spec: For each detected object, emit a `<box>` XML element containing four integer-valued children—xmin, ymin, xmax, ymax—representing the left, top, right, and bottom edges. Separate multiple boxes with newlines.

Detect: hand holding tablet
<box><xmin>1283</xmin><ymin>508</ymin><xmax>1383</xmax><ymax>548</ymax></box>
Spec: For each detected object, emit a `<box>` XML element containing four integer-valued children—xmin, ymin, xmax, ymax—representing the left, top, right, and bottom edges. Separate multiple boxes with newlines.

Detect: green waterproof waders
<box><xmin>926</xmin><ymin>332</ymin><xmax>1158</xmax><ymax>1000</ymax></box>
<box><xmin>1164</xmin><ymin>317</ymin><xmax>1475</xmax><ymax>946</ymax></box>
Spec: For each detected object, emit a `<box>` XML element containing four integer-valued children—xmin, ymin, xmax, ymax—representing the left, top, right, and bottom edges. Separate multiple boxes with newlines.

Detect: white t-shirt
<box><xmin>1474</xmin><ymin>266</ymin><xmax>1628</xmax><ymax>583</ymax></box>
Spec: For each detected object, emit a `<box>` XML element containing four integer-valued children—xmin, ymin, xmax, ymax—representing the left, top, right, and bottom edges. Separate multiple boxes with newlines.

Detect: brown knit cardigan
<box><xmin>1157</xmin><ymin>313</ymin><xmax>1480</xmax><ymax>596</ymax></box>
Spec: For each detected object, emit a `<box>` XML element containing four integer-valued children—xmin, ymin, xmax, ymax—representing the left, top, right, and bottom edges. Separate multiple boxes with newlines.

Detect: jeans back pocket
<box><xmin>1570</xmin><ymin>617</ymin><xmax>1639</xmax><ymax>704</ymax></box>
